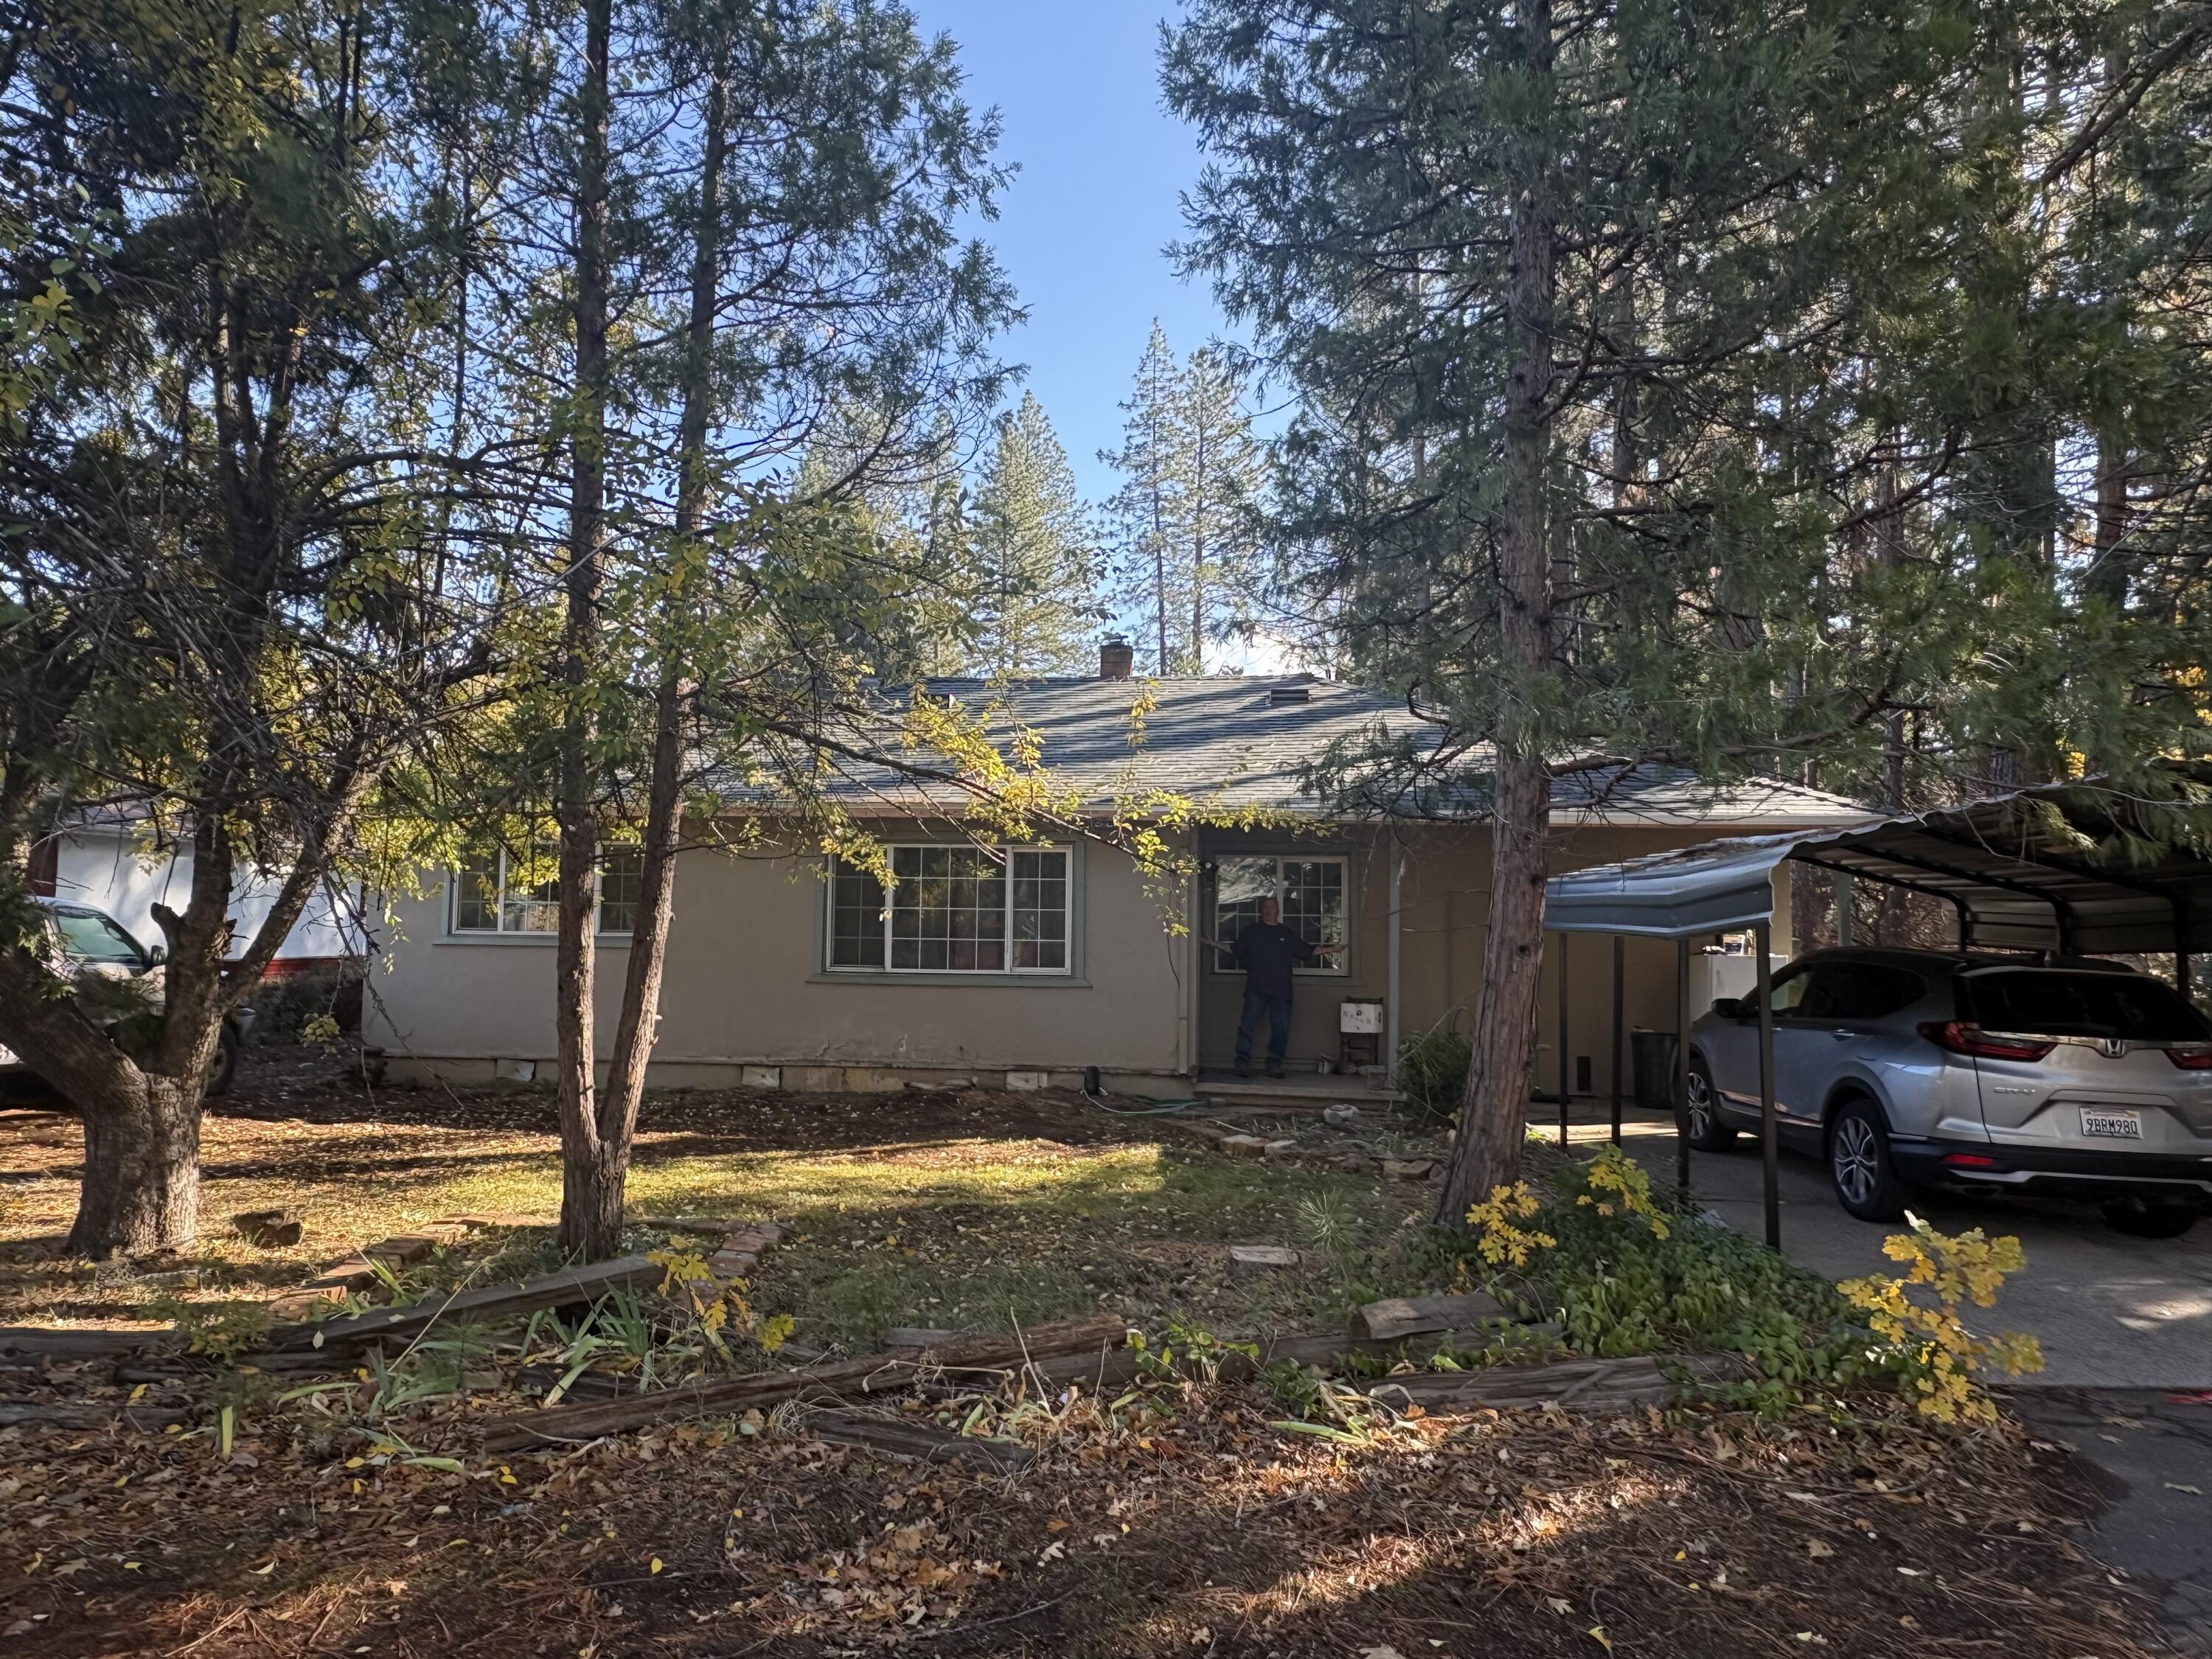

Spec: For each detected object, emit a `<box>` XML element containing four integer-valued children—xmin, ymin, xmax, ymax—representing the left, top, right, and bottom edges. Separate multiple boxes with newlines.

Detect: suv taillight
<box><xmin>1917</xmin><ymin>1021</ymin><xmax>2056</xmax><ymax>1062</ymax></box>
<box><xmin>2166</xmin><ymin>1045</ymin><xmax>2212</xmax><ymax>1071</ymax></box>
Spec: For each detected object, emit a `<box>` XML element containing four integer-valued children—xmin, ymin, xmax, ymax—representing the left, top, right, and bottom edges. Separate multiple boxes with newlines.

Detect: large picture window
<box><xmin>452</xmin><ymin>844</ymin><xmax>641</xmax><ymax>936</ymax></box>
<box><xmin>1211</xmin><ymin>855</ymin><xmax>1348</xmax><ymax>975</ymax></box>
<box><xmin>827</xmin><ymin>844</ymin><xmax>1071</xmax><ymax>974</ymax></box>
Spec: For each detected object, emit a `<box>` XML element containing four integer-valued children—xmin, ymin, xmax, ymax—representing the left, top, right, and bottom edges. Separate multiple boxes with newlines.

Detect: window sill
<box><xmin>808</xmin><ymin>970</ymin><xmax>1090</xmax><ymax>988</ymax></box>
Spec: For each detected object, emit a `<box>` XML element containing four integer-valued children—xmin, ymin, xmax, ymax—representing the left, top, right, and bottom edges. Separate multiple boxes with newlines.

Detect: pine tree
<box><xmin>973</xmin><ymin>393</ymin><xmax>1099</xmax><ymax>676</ymax></box>
<box><xmin>1102</xmin><ymin>326</ymin><xmax>1266</xmax><ymax>675</ymax></box>
<box><xmin>1102</xmin><ymin>323</ymin><xmax>1189</xmax><ymax>674</ymax></box>
<box><xmin>512</xmin><ymin>0</ymin><xmax>1020</xmax><ymax>1256</ymax></box>
<box><xmin>1167</xmin><ymin>0</ymin><xmax>1971</xmax><ymax>1214</ymax></box>
<box><xmin>1178</xmin><ymin>345</ymin><xmax>1268</xmax><ymax>673</ymax></box>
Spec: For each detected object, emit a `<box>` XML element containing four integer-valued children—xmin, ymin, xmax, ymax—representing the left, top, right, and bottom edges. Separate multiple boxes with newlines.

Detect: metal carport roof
<box><xmin>1546</xmin><ymin>761</ymin><xmax>2212</xmax><ymax>963</ymax></box>
<box><xmin>1540</xmin><ymin>762</ymin><xmax>2212</xmax><ymax>1250</ymax></box>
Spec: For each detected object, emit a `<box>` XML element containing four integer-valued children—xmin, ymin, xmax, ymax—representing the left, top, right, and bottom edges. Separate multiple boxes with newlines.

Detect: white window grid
<box><xmin>451</xmin><ymin>844</ymin><xmax>640</xmax><ymax>936</ymax></box>
<box><xmin>1211</xmin><ymin>854</ymin><xmax>1349</xmax><ymax>975</ymax></box>
<box><xmin>825</xmin><ymin>844</ymin><xmax>1072</xmax><ymax>975</ymax></box>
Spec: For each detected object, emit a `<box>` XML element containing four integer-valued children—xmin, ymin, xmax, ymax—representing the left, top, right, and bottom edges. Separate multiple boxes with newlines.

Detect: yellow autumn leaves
<box><xmin>648</xmin><ymin>1248</ymin><xmax>795</xmax><ymax>1357</ymax></box>
<box><xmin>1838</xmin><ymin>1215</ymin><xmax>2044</xmax><ymax>1423</ymax></box>
<box><xmin>1465</xmin><ymin>1145</ymin><xmax>1669</xmax><ymax>1265</ymax></box>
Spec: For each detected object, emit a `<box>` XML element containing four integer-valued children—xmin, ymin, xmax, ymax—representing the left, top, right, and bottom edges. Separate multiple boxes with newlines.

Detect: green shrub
<box><xmin>1413</xmin><ymin>1149</ymin><xmax>1900</xmax><ymax>1408</ymax></box>
<box><xmin>246</xmin><ymin>961</ymin><xmax>364</xmax><ymax>1043</ymax></box>
<box><xmin>1395</xmin><ymin>1018</ymin><xmax>1470</xmax><ymax>1121</ymax></box>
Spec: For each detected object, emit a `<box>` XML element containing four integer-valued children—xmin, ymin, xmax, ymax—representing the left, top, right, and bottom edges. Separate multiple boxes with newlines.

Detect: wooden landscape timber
<box><xmin>805</xmin><ymin>1409</ymin><xmax>1037</xmax><ymax>1472</ymax></box>
<box><xmin>1023</xmin><ymin>1324</ymin><xmax>1546</xmax><ymax>1394</ymax></box>
<box><xmin>1347</xmin><ymin>1290</ymin><xmax>1514</xmax><ymax>1341</ymax></box>
<box><xmin>263</xmin><ymin>1254</ymin><xmax>662</xmax><ymax>1353</ymax></box>
<box><xmin>1360</xmin><ymin>1355</ymin><xmax>1679</xmax><ymax>1413</ymax></box>
<box><xmin>0</xmin><ymin>1326</ymin><xmax>179</xmax><ymax>1361</ymax></box>
<box><xmin>479</xmin><ymin>1305</ymin><xmax>1644</xmax><ymax>1458</ymax></box>
<box><xmin>480</xmin><ymin>1314</ymin><xmax>1129</xmax><ymax>1453</ymax></box>
<box><xmin>0</xmin><ymin>1399</ymin><xmax>197</xmax><ymax>1430</ymax></box>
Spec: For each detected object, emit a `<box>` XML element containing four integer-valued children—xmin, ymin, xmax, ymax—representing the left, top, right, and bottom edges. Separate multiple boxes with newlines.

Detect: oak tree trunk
<box><xmin>69</xmin><ymin>1076</ymin><xmax>203</xmax><ymax>1256</ymax></box>
<box><xmin>1439</xmin><ymin>0</ymin><xmax>1557</xmax><ymax>1225</ymax></box>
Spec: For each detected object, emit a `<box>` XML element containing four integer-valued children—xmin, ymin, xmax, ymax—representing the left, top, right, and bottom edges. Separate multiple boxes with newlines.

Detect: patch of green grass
<box><xmin>0</xmin><ymin>1091</ymin><xmax>1440</xmax><ymax>1344</ymax></box>
<box><xmin>758</xmin><ymin>1256</ymin><xmax>1098</xmax><ymax>1349</ymax></box>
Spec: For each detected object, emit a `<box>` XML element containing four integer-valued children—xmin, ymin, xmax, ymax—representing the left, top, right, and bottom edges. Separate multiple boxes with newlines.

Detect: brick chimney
<box><xmin>1099</xmin><ymin>637</ymin><xmax>1134</xmax><ymax>681</ymax></box>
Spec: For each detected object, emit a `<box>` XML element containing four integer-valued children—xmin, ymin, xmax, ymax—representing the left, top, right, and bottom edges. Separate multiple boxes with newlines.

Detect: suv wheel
<box><xmin>2101</xmin><ymin>1198</ymin><xmax>2199</xmax><ymax>1239</ymax></box>
<box><xmin>1828</xmin><ymin>1097</ymin><xmax>1908</xmax><ymax>1222</ymax></box>
<box><xmin>1685</xmin><ymin>1060</ymin><xmax>1736</xmax><ymax>1150</ymax></box>
<box><xmin>204</xmin><ymin>1028</ymin><xmax>239</xmax><ymax>1098</ymax></box>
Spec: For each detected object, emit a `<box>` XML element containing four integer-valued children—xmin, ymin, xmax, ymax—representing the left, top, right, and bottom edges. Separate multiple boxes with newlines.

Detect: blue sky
<box><xmin>906</xmin><ymin>0</ymin><xmax>1230</xmax><ymax>504</ymax></box>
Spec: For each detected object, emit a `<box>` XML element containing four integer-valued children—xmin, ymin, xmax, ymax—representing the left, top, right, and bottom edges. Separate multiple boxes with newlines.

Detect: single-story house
<box><xmin>30</xmin><ymin>808</ymin><xmax>361</xmax><ymax>972</ymax></box>
<box><xmin>365</xmin><ymin>648</ymin><xmax>1872</xmax><ymax>1099</ymax></box>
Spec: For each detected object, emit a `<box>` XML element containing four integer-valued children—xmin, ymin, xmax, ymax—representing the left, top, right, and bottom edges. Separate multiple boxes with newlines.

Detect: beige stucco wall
<box><xmin>1194</xmin><ymin>819</ymin><xmax>1795</xmax><ymax>1096</ymax></box>
<box><xmin>366</xmin><ymin>830</ymin><xmax>1195</xmax><ymax>1088</ymax></box>
<box><xmin>368</xmin><ymin>815</ymin><xmax>1804</xmax><ymax>1093</ymax></box>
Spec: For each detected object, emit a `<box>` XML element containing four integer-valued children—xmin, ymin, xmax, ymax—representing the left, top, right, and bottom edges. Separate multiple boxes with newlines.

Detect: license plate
<box><xmin>2080</xmin><ymin>1108</ymin><xmax>2143</xmax><ymax>1140</ymax></box>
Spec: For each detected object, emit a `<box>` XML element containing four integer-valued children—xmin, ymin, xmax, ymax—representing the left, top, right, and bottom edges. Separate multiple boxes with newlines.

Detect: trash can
<box><xmin>1631</xmin><ymin>1029</ymin><xmax>1679</xmax><ymax>1114</ymax></box>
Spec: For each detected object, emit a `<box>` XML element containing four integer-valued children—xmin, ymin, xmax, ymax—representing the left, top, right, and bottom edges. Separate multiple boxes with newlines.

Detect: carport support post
<box><xmin>1674</xmin><ymin>937</ymin><xmax>1691</xmax><ymax>1195</ymax></box>
<box><xmin>1610</xmin><ymin>934</ymin><xmax>1624</xmax><ymax>1146</ymax></box>
<box><xmin>1755</xmin><ymin>918</ymin><xmax>1781</xmax><ymax>1251</ymax></box>
<box><xmin>1557</xmin><ymin>931</ymin><xmax>1571</xmax><ymax>1147</ymax></box>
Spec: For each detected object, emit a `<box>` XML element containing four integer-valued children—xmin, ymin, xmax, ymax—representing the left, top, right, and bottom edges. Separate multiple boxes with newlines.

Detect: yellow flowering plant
<box><xmin>1464</xmin><ymin>1182</ymin><xmax>1557</xmax><ymax>1266</ymax></box>
<box><xmin>649</xmin><ymin>1249</ymin><xmax>795</xmax><ymax>1358</ymax></box>
<box><xmin>1571</xmin><ymin>1144</ymin><xmax>1671</xmax><ymax>1239</ymax></box>
<box><xmin>1837</xmin><ymin>1214</ymin><xmax>2043</xmax><ymax>1422</ymax></box>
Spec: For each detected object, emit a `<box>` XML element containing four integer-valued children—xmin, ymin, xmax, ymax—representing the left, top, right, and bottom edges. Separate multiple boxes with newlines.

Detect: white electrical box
<box><xmin>1339</xmin><ymin>999</ymin><xmax>1385</xmax><ymax>1034</ymax></box>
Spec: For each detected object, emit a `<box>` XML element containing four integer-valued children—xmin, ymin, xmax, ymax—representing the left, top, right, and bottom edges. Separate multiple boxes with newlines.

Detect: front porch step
<box><xmin>1194</xmin><ymin>1073</ymin><xmax>1401</xmax><ymax>1111</ymax></box>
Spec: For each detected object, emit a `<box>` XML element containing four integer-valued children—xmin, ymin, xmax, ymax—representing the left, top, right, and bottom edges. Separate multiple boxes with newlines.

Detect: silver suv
<box><xmin>1686</xmin><ymin>947</ymin><xmax>2212</xmax><ymax>1237</ymax></box>
<box><xmin>0</xmin><ymin>898</ymin><xmax>245</xmax><ymax>1099</ymax></box>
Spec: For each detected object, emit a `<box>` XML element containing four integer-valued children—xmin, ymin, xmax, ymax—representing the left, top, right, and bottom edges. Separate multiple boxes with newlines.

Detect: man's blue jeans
<box><xmin>1235</xmin><ymin>987</ymin><xmax>1293</xmax><ymax>1068</ymax></box>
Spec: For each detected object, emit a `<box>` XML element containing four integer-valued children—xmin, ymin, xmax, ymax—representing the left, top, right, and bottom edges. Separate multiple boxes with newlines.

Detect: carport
<box><xmin>1542</xmin><ymin>762</ymin><xmax>2212</xmax><ymax>1251</ymax></box>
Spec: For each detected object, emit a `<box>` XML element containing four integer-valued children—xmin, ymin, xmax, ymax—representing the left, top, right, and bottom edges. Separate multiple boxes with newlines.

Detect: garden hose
<box><xmin>1081</xmin><ymin>1088</ymin><xmax>1206</xmax><ymax>1116</ymax></box>
<box><xmin>1079</xmin><ymin>1063</ymin><xmax>1206</xmax><ymax>1115</ymax></box>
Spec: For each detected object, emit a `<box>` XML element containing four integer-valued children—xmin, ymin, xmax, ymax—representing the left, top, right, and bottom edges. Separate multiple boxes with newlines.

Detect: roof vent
<box><xmin>1268</xmin><ymin>684</ymin><xmax>1311</xmax><ymax>706</ymax></box>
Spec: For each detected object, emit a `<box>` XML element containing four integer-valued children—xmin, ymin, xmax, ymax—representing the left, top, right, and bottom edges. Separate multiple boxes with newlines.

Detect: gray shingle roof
<box><xmin>785</xmin><ymin>673</ymin><xmax>1874</xmax><ymax>828</ymax></box>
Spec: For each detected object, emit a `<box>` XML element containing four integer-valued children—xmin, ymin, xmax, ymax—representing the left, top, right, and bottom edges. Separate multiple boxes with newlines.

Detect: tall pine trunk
<box><xmin>557</xmin><ymin>0</ymin><xmax>615</xmax><ymax>1259</ymax></box>
<box><xmin>1190</xmin><ymin>424</ymin><xmax>1206</xmax><ymax>676</ymax></box>
<box><xmin>593</xmin><ymin>69</ymin><xmax>729</xmax><ymax>1248</ymax></box>
<box><xmin>1439</xmin><ymin>0</ymin><xmax>1556</xmax><ymax>1224</ymax></box>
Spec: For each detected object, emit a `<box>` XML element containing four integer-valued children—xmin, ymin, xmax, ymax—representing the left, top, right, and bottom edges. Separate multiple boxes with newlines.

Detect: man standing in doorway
<box><xmin>1203</xmin><ymin>895</ymin><xmax>1345</xmax><ymax>1079</ymax></box>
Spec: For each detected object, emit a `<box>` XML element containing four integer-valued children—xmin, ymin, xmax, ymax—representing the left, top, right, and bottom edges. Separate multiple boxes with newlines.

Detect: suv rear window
<box><xmin>1801</xmin><ymin>961</ymin><xmax>1927</xmax><ymax>1020</ymax></box>
<box><xmin>1962</xmin><ymin>970</ymin><xmax>2212</xmax><ymax>1043</ymax></box>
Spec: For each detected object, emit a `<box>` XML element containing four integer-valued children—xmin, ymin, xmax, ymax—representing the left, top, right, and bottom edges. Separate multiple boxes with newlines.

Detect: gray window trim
<box><xmin>810</xmin><ymin>840</ymin><xmax>1088</xmax><ymax>987</ymax></box>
